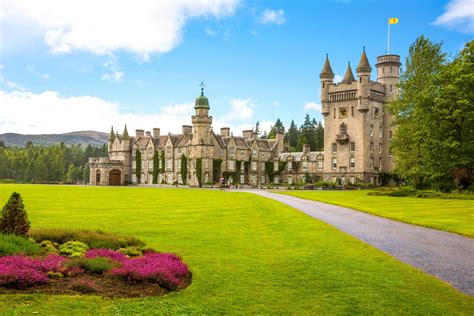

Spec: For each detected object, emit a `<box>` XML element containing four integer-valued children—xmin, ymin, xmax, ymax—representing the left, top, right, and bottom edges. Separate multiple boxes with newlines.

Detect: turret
<box><xmin>341</xmin><ymin>61</ymin><xmax>356</xmax><ymax>83</ymax></box>
<box><xmin>192</xmin><ymin>82</ymin><xmax>213</xmax><ymax>145</ymax></box>
<box><xmin>356</xmin><ymin>47</ymin><xmax>371</xmax><ymax>112</ymax></box>
<box><xmin>122</xmin><ymin>125</ymin><xmax>130</xmax><ymax>140</ymax></box>
<box><xmin>375</xmin><ymin>54</ymin><xmax>401</xmax><ymax>102</ymax></box>
<box><xmin>108</xmin><ymin>126</ymin><xmax>115</xmax><ymax>141</ymax></box>
<box><xmin>319</xmin><ymin>54</ymin><xmax>334</xmax><ymax>116</ymax></box>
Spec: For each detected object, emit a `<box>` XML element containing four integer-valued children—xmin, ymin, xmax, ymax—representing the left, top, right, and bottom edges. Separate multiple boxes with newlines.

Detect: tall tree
<box><xmin>268</xmin><ymin>118</ymin><xmax>285</xmax><ymax>139</ymax></box>
<box><xmin>390</xmin><ymin>35</ymin><xmax>447</xmax><ymax>188</ymax></box>
<box><xmin>286</xmin><ymin>120</ymin><xmax>300</xmax><ymax>151</ymax></box>
<box><xmin>0</xmin><ymin>192</ymin><xmax>30</xmax><ymax>236</ymax></box>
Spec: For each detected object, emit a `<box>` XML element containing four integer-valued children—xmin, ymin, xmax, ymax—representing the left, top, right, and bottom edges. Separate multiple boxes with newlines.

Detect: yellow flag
<box><xmin>389</xmin><ymin>17</ymin><xmax>399</xmax><ymax>24</ymax></box>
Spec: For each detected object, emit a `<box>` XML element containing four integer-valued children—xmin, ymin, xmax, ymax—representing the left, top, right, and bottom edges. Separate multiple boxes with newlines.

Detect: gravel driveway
<box><xmin>245</xmin><ymin>190</ymin><xmax>474</xmax><ymax>296</ymax></box>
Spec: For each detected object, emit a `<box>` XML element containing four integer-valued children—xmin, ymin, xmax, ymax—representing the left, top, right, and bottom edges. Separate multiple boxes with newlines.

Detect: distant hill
<box><xmin>0</xmin><ymin>131</ymin><xmax>108</xmax><ymax>147</ymax></box>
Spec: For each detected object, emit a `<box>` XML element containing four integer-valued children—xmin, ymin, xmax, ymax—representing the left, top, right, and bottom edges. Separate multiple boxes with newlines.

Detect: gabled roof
<box><xmin>177</xmin><ymin>134</ymin><xmax>192</xmax><ymax>147</ymax></box>
<box><xmin>135</xmin><ymin>136</ymin><xmax>150</xmax><ymax>149</ymax></box>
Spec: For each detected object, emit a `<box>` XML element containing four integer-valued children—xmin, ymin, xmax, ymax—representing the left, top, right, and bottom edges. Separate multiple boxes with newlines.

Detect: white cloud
<box><xmin>101</xmin><ymin>59</ymin><xmax>124</xmax><ymax>83</ymax></box>
<box><xmin>1</xmin><ymin>0</ymin><xmax>240</xmax><ymax>59</ymax></box>
<box><xmin>273</xmin><ymin>100</ymin><xmax>280</xmax><ymax>107</ymax></box>
<box><xmin>304</xmin><ymin>102</ymin><xmax>321</xmax><ymax>112</ymax></box>
<box><xmin>0</xmin><ymin>65</ymin><xmax>26</xmax><ymax>91</ymax></box>
<box><xmin>26</xmin><ymin>66</ymin><xmax>49</xmax><ymax>80</ymax></box>
<box><xmin>228</xmin><ymin>98</ymin><xmax>254</xmax><ymax>120</ymax></box>
<box><xmin>433</xmin><ymin>0</ymin><xmax>474</xmax><ymax>33</ymax></box>
<box><xmin>333</xmin><ymin>73</ymin><xmax>342</xmax><ymax>83</ymax></box>
<box><xmin>260</xmin><ymin>9</ymin><xmax>285</xmax><ymax>26</ymax></box>
<box><xmin>205</xmin><ymin>27</ymin><xmax>217</xmax><ymax>37</ymax></box>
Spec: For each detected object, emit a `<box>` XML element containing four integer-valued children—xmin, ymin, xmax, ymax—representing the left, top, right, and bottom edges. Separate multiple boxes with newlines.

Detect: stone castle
<box><xmin>89</xmin><ymin>48</ymin><xmax>400</xmax><ymax>186</ymax></box>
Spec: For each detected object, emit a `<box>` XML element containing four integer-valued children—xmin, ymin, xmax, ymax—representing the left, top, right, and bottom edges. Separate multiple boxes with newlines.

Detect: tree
<box><xmin>135</xmin><ymin>150</ymin><xmax>142</xmax><ymax>183</ymax></box>
<box><xmin>299</xmin><ymin>114</ymin><xmax>316</xmax><ymax>151</ymax></box>
<box><xmin>286</xmin><ymin>120</ymin><xmax>300</xmax><ymax>151</ymax></box>
<box><xmin>268</xmin><ymin>118</ymin><xmax>285</xmax><ymax>139</ymax></box>
<box><xmin>66</xmin><ymin>164</ymin><xmax>82</xmax><ymax>183</ymax></box>
<box><xmin>255</xmin><ymin>121</ymin><xmax>261</xmax><ymax>136</ymax></box>
<box><xmin>0</xmin><ymin>192</ymin><xmax>30</xmax><ymax>236</ymax></box>
<box><xmin>390</xmin><ymin>36</ymin><xmax>447</xmax><ymax>188</ymax></box>
<box><xmin>152</xmin><ymin>150</ymin><xmax>160</xmax><ymax>184</ymax></box>
<box><xmin>180</xmin><ymin>154</ymin><xmax>188</xmax><ymax>185</ymax></box>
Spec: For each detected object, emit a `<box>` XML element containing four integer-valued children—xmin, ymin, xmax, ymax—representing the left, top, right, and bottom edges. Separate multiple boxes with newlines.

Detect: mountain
<box><xmin>0</xmin><ymin>131</ymin><xmax>108</xmax><ymax>147</ymax></box>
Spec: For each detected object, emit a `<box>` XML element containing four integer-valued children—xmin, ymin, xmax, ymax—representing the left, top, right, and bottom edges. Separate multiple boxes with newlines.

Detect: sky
<box><xmin>0</xmin><ymin>0</ymin><xmax>473</xmax><ymax>136</ymax></box>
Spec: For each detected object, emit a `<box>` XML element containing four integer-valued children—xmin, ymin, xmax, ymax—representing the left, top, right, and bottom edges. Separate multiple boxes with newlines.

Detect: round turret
<box><xmin>195</xmin><ymin>95</ymin><xmax>209</xmax><ymax>109</ymax></box>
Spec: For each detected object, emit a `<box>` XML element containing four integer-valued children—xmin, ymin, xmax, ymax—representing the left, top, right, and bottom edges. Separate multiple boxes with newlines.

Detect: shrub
<box><xmin>85</xmin><ymin>249</ymin><xmax>128</xmax><ymax>263</ymax></box>
<box><xmin>118</xmin><ymin>246</ymin><xmax>142</xmax><ymax>257</ymax></box>
<box><xmin>29</xmin><ymin>229</ymin><xmax>145</xmax><ymax>250</ymax></box>
<box><xmin>59</xmin><ymin>241</ymin><xmax>89</xmax><ymax>257</ymax></box>
<box><xmin>0</xmin><ymin>254</ymin><xmax>65</xmax><ymax>288</ymax></box>
<box><xmin>64</xmin><ymin>257</ymin><xmax>120</xmax><ymax>275</ymax></box>
<box><xmin>69</xmin><ymin>279</ymin><xmax>96</xmax><ymax>293</ymax></box>
<box><xmin>0</xmin><ymin>234</ymin><xmax>44</xmax><ymax>256</ymax></box>
<box><xmin>0</xmin><ymin>192</ymin><xmax>30</xmax><ymax>236</ymax></box>
<box><xmin>40</xmin><ymin>240</ymin><xmax>59</xmax><ymax>254</ymax></box>
<box><xmin>47</xmin><ymin>271</ymin><xmax>63</xmax><ymax>279</ymax></box>
<box><xmin>108</xmin><ymin>252</ymin><xmax>190</xmax><ymax>290</ymax></box>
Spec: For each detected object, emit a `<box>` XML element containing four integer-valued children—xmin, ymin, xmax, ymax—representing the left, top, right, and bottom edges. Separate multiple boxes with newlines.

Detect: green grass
<box><xmin>0</xmin><ymin>233</ymin><xmax>43</xmax><ymax>256</ymax></box>
<box><xmin>274</xmin><ymin>190</ymin><xmax>474</xmax><ymax>238</ymax></box>
<box><xmin>0</xmin><ymin>184</ymin><xmax>472</xmax><ymax>315</ymax></box>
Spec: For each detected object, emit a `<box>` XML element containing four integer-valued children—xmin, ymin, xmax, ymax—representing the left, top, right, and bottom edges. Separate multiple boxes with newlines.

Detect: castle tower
<box><xmin>356</xmin><ymin>47</ymin><xmax>372</xmax><ymax>112</ymax></box>
<box><xmin>320</xmin><ymin>54</ymin><xmax>334</xmax><ymax>116</ymax></box>
<box><xmin>108</xmin><ymin>126</ymin><xmax>115</xmax><ymax>152</ymax></box>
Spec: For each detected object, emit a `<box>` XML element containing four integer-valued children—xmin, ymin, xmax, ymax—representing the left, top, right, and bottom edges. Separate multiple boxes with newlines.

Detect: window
<box><xmin>389</xmin><ymin>130</ymin><xmax>392</xmax><ymax>139</ymax></box>
<box><xmin>241</xmin><ymin>150</ymin><xmax>244</xmax><ymax>156</ymax></box>
<box><xmin>351</xmin><ymin>106</ymin><xmax>354</xmax><ymax>116</ymax></box>
<box><xmin>252</xmin><ymin>161</ymin><xmax>257</xmax><ymax>171</ymax></box>
<box><xmin>274</xmin><ymin>162</ymin><xmax>279</xmax><ymax>171</ymax></box>
<box><xmin>379</xmin><ymin>157</ymin><xmax>382</xmax><ymax>168</ymax></box>
<box><xmin>159</xmin><ymin>156</ymin><xmax>163</xmax><ymax>169</ymax></box>
<box><xmin>389</xmin><ymin>147</ymin><xmax>392</xmax><ymax>156</ymax></box>
<box><xmin>177</xmin><ymin>160</ymin><xmax>180</xmax><ymax>171</ymax></box>
<box><xmin>241</xmin><ymin>163</ymin><xmax>245</xmax><ymax>171</ymax></box>
<box><xmin>339</xmin><ymin>123</ymin><xmax>347</xmax><ymax>134</ymax></box>
<box><xmin>274</xmin><ymin>176</ymin><xmax>279</xmax><ymax>184</ymax></box>
<box><xmin>350</xmin><ymin>176</ymin><xmax>355</xmax><ymax>184</ymax></box>
<box><xmin>318</xmin><ymin>161</ymin><xmax>323</xmax><ymax>170</ymax></box>
<box><xmin>332</xmin><ymin>158</ymin><xmax>337</xmax><ymax>169</ymax></box>
<box><xmin>230</xmin><ymin>148</ymin><xmax>235</xmax><ymax>157</ymax></box>
<box><xmin>250</xmin><ymin>174</ymin><xmax>257</xmax><ymax>184</ymax></box>
<box><xmin>132</xmin><ymin>160</ymin><xmax>136</xmax><ymax>168</ymax></box>
<box><xmin>240</xmin><ymin>174</ymin><xmax>245</xmax><ymax>184</ymax></box>
<box><xmin>204</xmin><ymin>159</ymin><xmax>208</xmax><ymax>170</ymax></box>
<box><xmin>390</xmin><ymin>66</ymin><xmax>393</xmax><ymax>73</ymax></box>
<box><xmin>229</xmin><ymin>160</ymin><xmax>235</xmax><ymax>171</ymax></box>
<box><xmin>205</xmin><ymin>147</ymin><xmax>209</xmax><ymax>154</ymax></box>
<box><xmin>359</xmin><ymin>77</ymin><xmax>362</xmax><ymax>83</ymax></box>
<box><xmin>369</xmin><ymin>125</ymin><xmax>374</xmax><ymax>136</ymax></box>
<box><xmin>204</xmin><ymin>173</ymin><xmax>209</xmax><ymax>183</ymax></box>
<box><xmin>288</xmin><ymin>176</ymin><xmax>293</xmax><ymax>184</ymax></box>
<box><xmin>288</xmin><ymin>162</ymin><xmax>292</xmax><ymax>171</ymax></box>
<box><xmin>370</xmin><ymin>142</ymin><xmax>374</xmax><ymax>153</ymax></box>
<box><xmin>333</xmin><ymin>108</ymin><xmax>336</xmax><ymax>118</ymax></box>
<box><xmin>261</xmin><ymin>162</ymin><xmax>265</xmax><ymax>171</ymax></box>
<box><xmin>390</xmin><ymin>85</ymin><xmax>393</xmax><ymax>93</ymax></box>
<box><xmin>148</xmin><ymin>148</ymin><xmax>153</xmax><ymax>156</ymax></box>
<box><xmin>166</xmin><ymin>159</ymin><xmax>172</xmax><ymax>170</ymax></box>
<box><xmin>149</xmin><ymin>163</ymin><xmax>153</xmax><ymax>171</ymax></box>
<box><xmin>261</xmin><ymin>175</ymin><xmax>265</xmax><ymax>184</ymax></box>
<box><xmin>350</xmin><ymin>157</ymin><xmax>355</xmax><ymax>168</ymax></box>
<box><xmin>369</xmin><ymin>157</ymin><xmax>373</xmax><ymax>169</ymax></box>
<box><xmin>302</xmin><ymin>161</ymin><xmax>308</xmax><ymax>171</ymax></box>
<box><xmin>221</xmin><ymin>149</ymin><xmax>225</xmax><ymax>156</ymax></box>
<box><xmin>252</xmin><ymin>149</ymin><xmax>257</xmax><ymax>158</ymax></box>
<box><xmin>373</xmin><ymin>107</ymin><xmax>379</xmax><ymax>118</ymax></box>
<box><xmin>379</xmin><ymin>126</ymin><xmax>382</xmax><ymax>137</ymax></box>
<box><xmin>332</xmin><ymin>176</ymin><xmax>337</xmax><ymax>183</ymax></box>
<box><xmin>332</xmin><ymin>143</ymin><xmax>337</xmax><ymax>153</ymax></box>
<box><xmin>350</xmin><ymin>142</ymin><xmax>355</xmax><ymax>152</ymax></box>
<box><xmin>379</xmin><ymin>143</ymin><xmax>382</xmax><ymax>154</ymax></box>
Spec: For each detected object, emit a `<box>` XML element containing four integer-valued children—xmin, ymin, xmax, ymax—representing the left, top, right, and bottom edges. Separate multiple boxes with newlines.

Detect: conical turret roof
<box><xmin>342</xmin><ymin>61</ymin><xmax>356</xmax><ymax>83</ymax></box>
<box><xmin>319</xmin><ymin>54</ymin><xmax>335</xmax><ymax>79</ymax></box>
<box><xmin>108</xmin><ymin>126</ymin><xmax>115</xmax><ymax>141</ymax></box>
<box><xmin>356</xmin><ymin>47</ymin><xmax>372</xmax><ymax>73</ymax></box>
<box><xmin>122</xmin><ymin>124</ymin><xmax>130</xmax><ymax>140</ymax></box>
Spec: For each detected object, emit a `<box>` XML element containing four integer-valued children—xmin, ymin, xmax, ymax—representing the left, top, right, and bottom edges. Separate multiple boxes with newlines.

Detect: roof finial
<box><xmin>200</xmin><ymin>81</ymin><xmax>206</xmax><ymax>96</ymax></box>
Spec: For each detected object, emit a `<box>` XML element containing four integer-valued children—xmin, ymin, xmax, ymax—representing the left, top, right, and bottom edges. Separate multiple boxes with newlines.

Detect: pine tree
<box><xmin>268</xmin><ymin>118</ymin><xmax>285</xmax><ymax>139</ymax></box>
<box><xmin>0</xmin><ymin>192</ymin><xmax>30</xmax><ymax>236</ymax></box>
<box><xmin>286</xmin><ymin>120</ymin><xmax>300</xmax><ymax>151</ymax></box>
<box><xmin>255</xmin><ymin>121</ymin><xmax>261</xmax><ymax>136</ymax></box>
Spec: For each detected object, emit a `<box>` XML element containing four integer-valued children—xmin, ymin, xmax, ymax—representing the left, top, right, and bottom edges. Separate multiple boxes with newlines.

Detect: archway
<box><xmin>109</xmin><ymin>169</ymin><xmax>121</xmax><ymax>186</ymax></box>
<box><xmin>96</xmin><ymin>170</ymin><xmax>101</xmax><ymax>185</ymax></box>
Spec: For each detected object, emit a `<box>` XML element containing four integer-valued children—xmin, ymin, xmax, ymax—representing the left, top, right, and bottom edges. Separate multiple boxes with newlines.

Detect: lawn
<box><xmin>275</xmin><ymin>190</ymin><xmax>474</xmax><ymax>238</ymax></box>
<box><xmin>0</xmin><ymin>184</ymin><xmax>472</xmax><ymax>315</ymax></box>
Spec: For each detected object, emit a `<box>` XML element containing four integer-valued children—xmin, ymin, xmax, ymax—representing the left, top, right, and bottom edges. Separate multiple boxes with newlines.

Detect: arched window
<box><xmin>96</xmin><ymin>170</ymin><xmax>101</xmax><ymax>184</ymax></box>
<box><xmin>339</xmin><ymin>123</ymin><xmax>347</xmax><ymax>134</ymax></box>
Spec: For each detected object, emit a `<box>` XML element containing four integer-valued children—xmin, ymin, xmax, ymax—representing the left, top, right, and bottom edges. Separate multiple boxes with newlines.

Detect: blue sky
<box><xmin>0</xmin><ymin>0</ymin><xmax>472</xmax><ymax>135</ymax></box>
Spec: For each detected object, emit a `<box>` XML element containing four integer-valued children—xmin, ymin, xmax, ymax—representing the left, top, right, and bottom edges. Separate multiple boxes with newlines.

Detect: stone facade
<box><xmin>89</xmin><ymin>49</ymin><xmax>400</xmax><ymax>186</ymax></box>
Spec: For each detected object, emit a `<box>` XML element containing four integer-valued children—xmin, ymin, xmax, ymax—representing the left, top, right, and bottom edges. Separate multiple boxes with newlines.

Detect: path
<box><xmin>244</xmin><ymin>190</ymin><xmax>474</xmax><ymax>296</ymax></box>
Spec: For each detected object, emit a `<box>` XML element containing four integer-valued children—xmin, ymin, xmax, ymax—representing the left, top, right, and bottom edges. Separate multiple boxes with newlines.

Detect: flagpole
<box><xmin>387</xmin><ymin>21</ymin><xmax>390</xmax><ymax>55</ymax></box>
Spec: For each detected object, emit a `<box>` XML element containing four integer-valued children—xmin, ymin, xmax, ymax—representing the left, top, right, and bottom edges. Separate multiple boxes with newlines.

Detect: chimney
<box><xmin>135</xmin><ymin>129</ymin><xmax>144</xmax><ymax>137</ymax></box>
<box><xmin>146</xmin><ymin>131</ymin><xmax>151</xmax><ymax>137</ymax></box>
<box><xmin>220</xmin><ymin>127</ymin><xmax>230</xmax><ymax>137</ymax></box>
<box><xmin>303</xmin><ymin>144</ymin><xmax>310</xmax><ymax>154</ymax></box>
<box><xmin>276</xmin><ymin>132</ymin><xmax>284</xmax><ymax>153</ymax></box>
<box><xmin>182</xmin><ymin>125</ymin><xmax>192</xmax><ymax>135</ymax></box>
<box><xmin>152</xmin><ymin>128</ymin><xmax>160</xmax><ymax>137</ymax></box>
<box><xmin>242</xmin><ymin>130</ymin><xmax>253</xmax><ymax>139</ymax></box>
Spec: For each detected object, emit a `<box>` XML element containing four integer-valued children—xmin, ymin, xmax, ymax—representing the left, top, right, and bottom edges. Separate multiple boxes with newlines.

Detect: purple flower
<box><xmin>108</xmin><ymin>252</ymin><xmax>189</xmax><ymax>290</ymax></box>
<box><xmin>85</xmin><ymin>249</ymin><xmax>128</xmax><ymax>263</ymax></box>
<box><xmin>0</xmin><ymin>255</ymin><xmax>48</xmax><ymax>288</ymax></box>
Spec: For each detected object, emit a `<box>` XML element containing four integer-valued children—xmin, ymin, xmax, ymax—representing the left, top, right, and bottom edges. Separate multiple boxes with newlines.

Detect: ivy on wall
<box><xmin>196</xmin><ymin>158</ymin><xmax>202</xmax><ymax>187</ymax></box>
<box><xmin>135</xmin><ymin>150</ymin><xmax>142</xmax><ymax>183</ymax></box>
<box><xmin>152</xmin><ymin>149</ymin><xmax>159</xmax><ymax>184</ymax></box>
<box><xmin>213</xmin><ymin>159</ymin><xmax>223</xmax><ymax>183</ymax></box>
<box><xmin>180</xmin><ymin>154</ymin><xmax>187</xmax><ymax>185</ymax></box>
<box><xmin>159</xmin><ymin>150</ymin><xmax>165</xmax><ymax>173</ymax></box>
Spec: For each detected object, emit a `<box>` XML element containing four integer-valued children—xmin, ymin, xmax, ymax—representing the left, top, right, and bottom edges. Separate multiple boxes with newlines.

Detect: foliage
<box><xmin>85</xmin><ymin>248</ymin><xmax>128</xmax><ymax>263</ymax></box>
<box><xmin>152</xmin><ymin>150</ymin><xmax>160</xmax><ymax>184</ymax></box>
<box><xmin>40</xmin><ymin>240</ymin><xmax>59</xmax><ymax>254</ymax></box>
<box><xmin>66</xmin><ymin>164</ymin><xmax>83</xmax><ymax>183</ymax></box>
<box><xmin>29</xmin><ymin>229</ymin><xmax>145</xmax><ymax>250</ymax></box>
<box><xmin>69</xmin><ymin>278</ymin><xmax>97</xmax><ymax>293</ymax></box>
<box><xmin>212</xmin><ymin>158</ymin><xmax>222</xmax><ymax>183</ymax></box>
<box><xmin>0</xmin><ymin>234</ymin><xmax>43</xmax><ymax>256</ymax></box>
<box><xmin>367</xmin><ymin>187</ymin><xmax>474</xmax><ymax>200</ymax></box>
<box><xmin>118</xmin><ymin>246</ymin><xmax>142</xmax><ymax>257</ymax></box>
<box><xmin>135</xmin><ymin>150</ymin><xmax>142</xmax><ymax>183</ymax></box>
<box><xmin>0</xmin><ymin>192</ymin><xmax>30</xmax><ymax>236</ymax></box>
<box><xmin>64</xmin><ymin>257</ymin><xmax>120</xmax><ymax>275</ymax></box>
<box><xmin>59</xmin><ymin>241</ymin><xmax>89</xmax><ymax>257</ymax></box>
<box><xmin>108</xmin><ymin>252</ymin><xmax>189</xmax><ymax>290</ymax></box>
<box><xmin>181</xmin><ymin>154</ymin><xmax>188</xmax><ymax>185</ymax></box>
<box><xmin>268</xmin><ymin>118</ymin><xmax>285</xmax><ymax>139</ymax></box>
<box><xmin>0</xmin><ymin>143</ymin><xmax>107</xmax><ymax>183</ymax></box>
<box><xmin>390</xmin><ymin>37</ymin><xmax>473</xmax><ymax>190</ymax></box>
<box><xmin>196</xmin><ymin>158</ymin><xmax>202</xmax><ymax>187</ymax></box>
<box><xmin>160</xmin><ymin>150</ymin><xmax>165</xmax><ymax>173</ymax></box>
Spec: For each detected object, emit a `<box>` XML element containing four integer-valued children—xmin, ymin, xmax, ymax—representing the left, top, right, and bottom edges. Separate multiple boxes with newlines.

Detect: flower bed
<box><xmin>0</xmin><ymin>231</ymin><xmax>191</xmax><ymax>297</ymax></box>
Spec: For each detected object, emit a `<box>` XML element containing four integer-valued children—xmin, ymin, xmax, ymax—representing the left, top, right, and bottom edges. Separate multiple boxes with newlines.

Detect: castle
<box><xmin>89</xmin><ymin>48</ymin><xmax>400</xmax><ymax>186</ymax></box>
